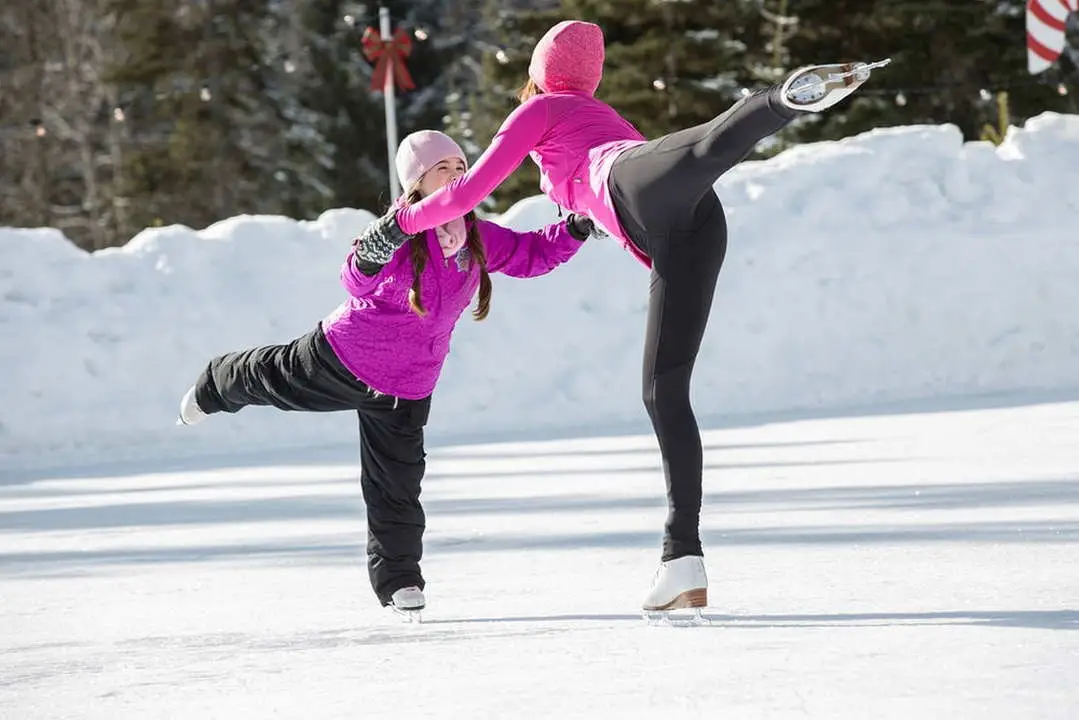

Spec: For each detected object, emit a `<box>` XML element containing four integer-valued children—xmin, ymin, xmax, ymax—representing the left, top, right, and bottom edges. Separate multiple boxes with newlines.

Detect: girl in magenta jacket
<box><xmin>351</xmin><ymin>20</ymin><xmax>887</xmax><ymax>614</ymax></box>
<box><xmin>176</xmin><ymin>130</ymin><xmax>592</xmax><ymax>615</ymax></box>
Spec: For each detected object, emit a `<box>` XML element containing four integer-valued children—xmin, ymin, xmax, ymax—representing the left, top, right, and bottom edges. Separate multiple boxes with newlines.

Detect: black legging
<box><xmin>608</xmin><ymin>87</ymin><xmax>798</xmax><ymax>561</ymax></box>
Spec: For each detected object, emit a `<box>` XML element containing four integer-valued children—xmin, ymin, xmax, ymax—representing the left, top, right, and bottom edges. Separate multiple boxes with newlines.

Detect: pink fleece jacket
<box><xmin>394</xmin><ymin>91</ymin><xmax>650</xmax><ymax>267</ymax></box>
<box><xmin>322</xmin><ymin>219</ymin><xmax>583</xmax><ymax>400</ymax></box>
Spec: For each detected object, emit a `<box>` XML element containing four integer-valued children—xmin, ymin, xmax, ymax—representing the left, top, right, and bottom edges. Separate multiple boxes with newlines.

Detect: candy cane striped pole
<box><xmin>1027</xmin><ymin>0</ymin><xmax>1078</xmax><ymax>74</ymax></box>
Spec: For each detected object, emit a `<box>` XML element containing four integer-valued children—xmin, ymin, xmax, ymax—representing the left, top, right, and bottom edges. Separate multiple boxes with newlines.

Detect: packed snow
<box><xmin>2</xmin><ymin>112</ymin><xmax>1078</xmax><ymax>469</ymax></box>
<box><xmin>3</xmin><ymin>113</ymin><xmax>1079</xmax><ymax>718</ymax></box>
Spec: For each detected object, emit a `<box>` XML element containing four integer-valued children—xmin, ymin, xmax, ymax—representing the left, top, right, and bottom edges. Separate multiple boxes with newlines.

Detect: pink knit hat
<box><xmin>395</xmin><ymin>130</ymin><xmax>468</xmax><ymax>191</ymax></box>
<box><xmin>528</xmin><ymin>20</ymin><xmax>605</xmax><ymax>95</ymax></box>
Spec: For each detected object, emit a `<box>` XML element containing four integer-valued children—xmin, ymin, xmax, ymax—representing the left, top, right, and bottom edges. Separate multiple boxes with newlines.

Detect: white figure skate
<box><xmin>390</xmin><ymin>585</ymin><xmax>425</xmax><ymax>623</ymax></box>
<box><xmin>642</xmin><ymin>556</ymin><xmax>710</xmax><ymax>626</ymax></box>
<box><xmin>781</xmin><ymin>58</ymin><xmax>891</xmax><ymax>112</ymax></box>
<box><xmin>176</xmin><ymin>385</ymin><xmax>207</xmax><ymax>426</ymax></box>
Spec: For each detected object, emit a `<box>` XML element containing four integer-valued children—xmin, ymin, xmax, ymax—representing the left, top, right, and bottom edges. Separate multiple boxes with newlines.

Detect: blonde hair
<box><xmin>517</xmin><ymin>77</ymin><xmax>542</xmax><ymax>103</ymax></box>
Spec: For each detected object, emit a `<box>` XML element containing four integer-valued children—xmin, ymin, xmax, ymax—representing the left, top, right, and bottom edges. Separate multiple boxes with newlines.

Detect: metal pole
<box><xmin>380</xmin><ymin>6</ymin><xmax>401</xmax><ymax>199</ymax></box>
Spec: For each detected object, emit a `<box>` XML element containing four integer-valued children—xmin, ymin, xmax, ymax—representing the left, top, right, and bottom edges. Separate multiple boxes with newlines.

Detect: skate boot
<box><xmin>176</xmin><ymin>385</ymin><xmax>207</xmax><ymax>426</ymax></box>
<box><xmin>780</xmin><ymin>58</ymin><xmax>891</xmax><ymax>113</ymax></box>
<box><xmin>390</xmin><ymin>585</ymin><xmax>425</xmax><ymax>623</ymax></box>
<box><xmin>642</xmin><ymin>555</ymin><xmax>709</xmax><ymax>626</ymax></box>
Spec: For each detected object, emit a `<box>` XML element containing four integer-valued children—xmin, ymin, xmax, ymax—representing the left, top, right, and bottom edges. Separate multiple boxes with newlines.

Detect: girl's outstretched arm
<box><xmin>480</xmin><ymin>215</ymin><xmax>591</xmax><ymax>279</ymax></box>
<box><xmin>396</xmin><ymin>99</ymin><xmax>548</xmax><ymax>234</ymax></box>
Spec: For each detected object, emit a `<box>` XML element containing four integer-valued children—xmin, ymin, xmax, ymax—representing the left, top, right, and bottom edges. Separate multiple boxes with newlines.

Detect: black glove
<box><xmin>566</xmin><ymin>213</ymin><xmax>594</xmax><ymax>241</ymax></box>
<box><xmin>352</xmin><ymin>207</ymin><xmax>413</xmax><ymax>266</ymax></box>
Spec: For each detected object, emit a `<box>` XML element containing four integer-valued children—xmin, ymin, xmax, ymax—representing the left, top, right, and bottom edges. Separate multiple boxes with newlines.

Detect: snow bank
<box><xmin>3</xmin><ymin>113</ymin><xmax>1078</xmax><ymax>467</ymax></box>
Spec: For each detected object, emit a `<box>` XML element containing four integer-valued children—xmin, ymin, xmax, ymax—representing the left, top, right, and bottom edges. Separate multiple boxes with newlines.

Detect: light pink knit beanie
<box><xmin>528</xmin><ymin>20</ymin><xmax>605</xmax><ymax>95</ymax></box>
<box><xmin>395</xmin><ymin>130</ymin><xmax>467</xmax><ymax>191</ymax></box>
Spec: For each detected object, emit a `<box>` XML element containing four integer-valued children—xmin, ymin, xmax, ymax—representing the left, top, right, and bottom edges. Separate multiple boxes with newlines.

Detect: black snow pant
<box><xmin>193</xmin><ymin>324</ymin><xmax>432</xmax><ymax>606</ymax></box>
<box><xmin>608</xmin><ymin>87</ymin><xmax>798</xmax><ymax>561</ymax></box>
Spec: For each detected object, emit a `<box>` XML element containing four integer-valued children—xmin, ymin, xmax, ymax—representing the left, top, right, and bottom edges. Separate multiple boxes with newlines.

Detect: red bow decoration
<box><xmin>361</xmin><ymin>27</ymin><xmax>416</xmax><ymax>92</ymax></box>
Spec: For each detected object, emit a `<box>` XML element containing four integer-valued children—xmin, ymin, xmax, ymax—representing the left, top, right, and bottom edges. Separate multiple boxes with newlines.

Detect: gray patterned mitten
<box><xmin>353</xmin><ymin>208</ymin><xmax>412</xmax><ymax>265</ymax></box>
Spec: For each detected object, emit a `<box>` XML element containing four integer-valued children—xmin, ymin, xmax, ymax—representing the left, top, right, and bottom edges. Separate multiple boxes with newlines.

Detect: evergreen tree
<box><xmin>104</xmin><ymin>0</ymin><xmax>462</xmax><ymax>233</ymax></box>
<box><xmin>291</xmin><ymin>0</ymin><xmax>394</xmax><ymax>214</ymax></box>
<box><xmin>568</xmin><ymin>0</ymin><xmax>765</xmax><ymax>138</ymax></box>
<box><xmin>106</xmin><ymin>0</ymin><xmax>301</xmax><ymax>230</ymax></box>
<box><xmin>464</xmin><ymin>0</ymin><xmax>565</xmax><ymax>211</ymax></box>
<box><xmin>289</xmin><ymin>0</ymin><xmax>461</xmax><ymax>214</ymax></box>
<box><xmin>2</xmin><ymin>0</ymin><xmax>134</xmax><ymax>249</ymax></box>
<box><xmin>4</xmin><ymin>0</ymin><xmax>475</xmax><ymax>245</ymax></box>
<box><xmin>437</xmin><ymin>0</ymin><xmax>492</xmax><ymax>156</ymax></box>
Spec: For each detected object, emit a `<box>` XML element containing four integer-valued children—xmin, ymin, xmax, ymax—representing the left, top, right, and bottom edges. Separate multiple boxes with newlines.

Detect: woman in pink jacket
<box><xmin>176</xmin><ymin>130</ymin><xmax>592</xmax><ymax>616</ymax></box>
<box><xmin>352</xmin><ymin>20</ymin><xmax>887</xmax><ymax>615</ymax></box>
